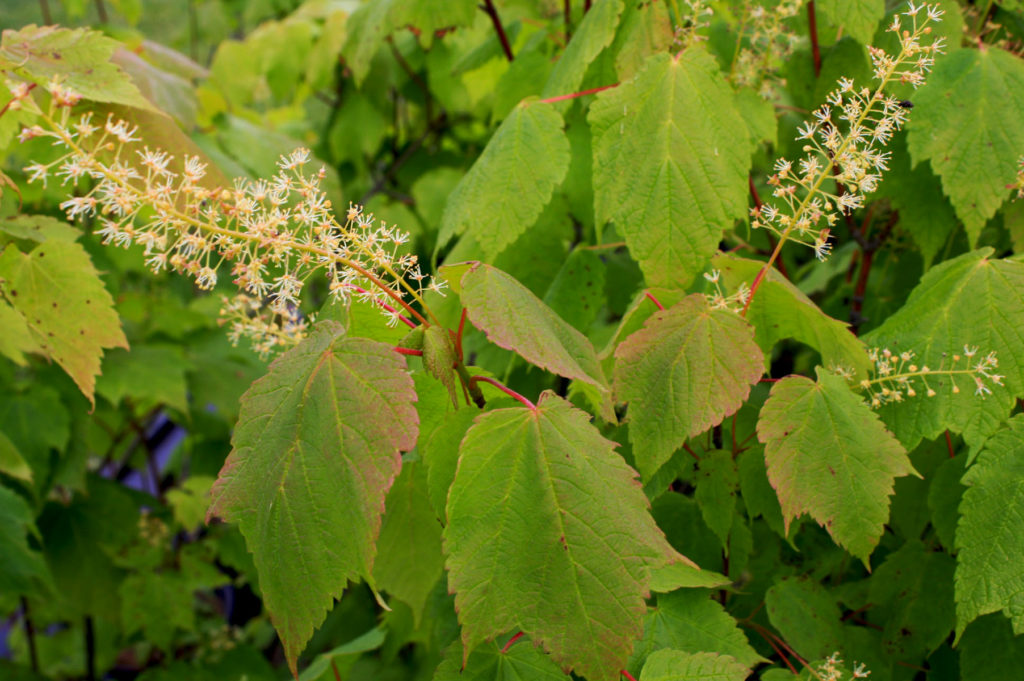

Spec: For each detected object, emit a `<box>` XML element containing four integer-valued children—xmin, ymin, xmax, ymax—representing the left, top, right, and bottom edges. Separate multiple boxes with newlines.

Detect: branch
<box><xmin>807</xmin><ymin>1</ymin><xmax>821</xmax><ymax>77</ymax></box>
<box><xmin>480</xmin><ymin>0</ymin><xmax>515</xmax><ymax>61</ymax></box>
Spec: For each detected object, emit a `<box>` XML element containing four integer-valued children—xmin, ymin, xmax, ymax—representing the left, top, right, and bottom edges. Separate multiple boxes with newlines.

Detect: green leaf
<box><xmin>0</xmin><ymin>300</ymin><xmax>40</xmax><ymax>366</ymax></box>
<box><xmin>372</xmin><ymin>461</ymin><xmax>444</xmax><ymax>626</ymax></box>
<box><xmin>0</xmin><ymin>385</ymin><xmax>70</xmax><ymax>489</ymax></box>
<box><xmin>713</xmin><ymin>254</ymin><xmax>870</xmax><ymax>379</ymax></box>
<box><xmin>611</xmin><ymin>0</ymin><xmax>674</xmax><ymax>82</ymax></box>
<box><xmin>449</xmin><ymin>261</ymin><xmax>610</xmax><ymax>397</ymax></box>
<box><xmin>0</xmin><ymin>432</ymin><xmax>33</xmax><ymax>484</ymax></box>
<box><xmin>540</xmin><ymin>0</ymin><xmax>624</xmax><ymax>100</ymax></box>
<box><xmin>907</xmin><ymin>47</ymin><xmax>1024</xmax><ymax>243</ymax></box>
<box><xmin>737</xmin><ymin>446</ymin><xmax>787</xmax><ymax>540</ymax></box>
<box><xmin>119</xmin><ymin>570</ymin><xmax>195</xmax><ymax>652</ymax></box>
<box><xmin>955</xmin><ymin>416</ymin><xmax>1024</xmax><ymax>639</ymax></box>
<box><xmin>0</xmin><ymin>485</ymin><xmax>53</xmax><ymax>597</ymax></box>
<box><xmin>816</xmin><ymin>0</ymin><xmax>885</xmax><ymax>46</ymax></box>
<box><xmin>445</xmin><ymin>392</ymin><xmax>683</xmax><ymax>681</ymax></box>
<box><xmin>614</xmin><ymin>295</ymin><xmax>763</xmax><ymax>478</ymax></box>
<box><xmin>422</xmin><ymin>407</ymin><xmax>478</xmax><ymax>521</ymax></box>
<box><xmin>0</xmin><ymin>25</ymin><xmax>156</xmax><ymax>111</ymax></box>
<box><xmin>435</xmin><ymin>637</ymin><xmax>570</xmax><ymax>681</ymax></box>
<box><xmin>757</xmin><ymin>369</ymin><xmax>916</xmax><ymax>564</ymax></box>
<box><xmin>422</xmin><ymin>325</ymin><xmax>460</xmax><ymax>408</ymax></box>
<box><xmin>95</xmin><ymin>344</ymin><xmax>191</xmax><ymax>414</ymax></box>
<box><xmin>630</xmin><ymin>590</ymin><xmax>765</xmax><ymax>673</ymax></box>
<box><xmin>207</xmin><ymin>322</ymin><xmax>417</xmax><ymax>675</ymax></box>
<box><xmin>928</xmin><ymin>453</ymin><xmax>966</xmax><ymax>551</ymax></box>
<box><xmin>543</xmin><ymin>247</ymin><xmax>607</xmax><ymax>334</ymax></box>
<box><xmin>959</xmin><ymin>614</ymin><xmax>1024</xmax><ymax>681</ymax></box>
<box><xmin>439</xmin><ymin>101</ymin><xmax>571</xmax><ymax>259</ymax></box>
<box><xmin>340</xmin><ymin>0</ymin><xmax>395</xmax><ymax>87</ymax></box>
<box><xmin>387</xmin><ymin>0</ymin><xmax>477</xmax><ymax>48</ymax></box>
<box><xmin>0</xmin><ymin>240</ymin><xmax>128</xmax><ymax>406</ymax></box>
<box><xmin>648</xmin><ymin>562</ymin><xmax>731</xmax><ymax>593</ymax></box>
<box><xmin>166</xmin><ymin>476</ymin><xmax>215</xmax><ymax>531</ymax></box>
<box><xmin>765</xmin><ymin>577</ymin><xmax>842</xmax><ymax>662</ymax></box>
<box><xmin>694</xmin><ymin>450</ymin><xmax>739</xmax><ymax>553</ymax></box>
<box><xmin>0</xmin><ymin>214</ymin><xmax>79</xmax><ymax>244</ymax></box>
<box><xmin>864</xmin><ymin>249</ymin><xmax>1024</xmax><ymax>450</ymax></box>
<box><xmin>298</xmin><ymin>626</ymin><xmax>386</xmax><ymax>681</ymax></box>
<box><xmin>640</xmin><ymin>649</ymin><xmax>750</xmax><ymax>681</ymax></box>
<box><xmin>868</xmin><ymin>540</ymin><xmax>955</xmax><ymax>659</ymax></box>
<box><xmin>590</xmin><ymin>50</ymin><xmax>751</xmax><ymax>289</ymax></box>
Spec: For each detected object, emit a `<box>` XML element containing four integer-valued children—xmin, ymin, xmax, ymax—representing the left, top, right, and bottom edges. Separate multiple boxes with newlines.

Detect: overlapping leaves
<box><xmin>445</xmin><ymin>393</ymin><xmax>684</xmax><ymax>681</ymax></box>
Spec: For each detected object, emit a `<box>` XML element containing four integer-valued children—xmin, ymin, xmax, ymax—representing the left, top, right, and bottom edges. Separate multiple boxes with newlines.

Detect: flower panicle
<box><xmin>12</xmin><ymin>84</ymin><xmax>444</xmax><ymax>357</ymax></box>
<box><xmin>817</xmin><ymin>652</ymin><xmax>871</xmax><ymax>681</ymax></box>
<box><xmin>702</xmin><ymin>268</ymin><xmax>750</xmax><ymax>313</ymax></box>
<box><xmin>732</xmin><ymin>0</ymin><xmax>805</xmax><ymax>98</ymax></box>
<box><xmin>751</xmin><ymin>2</ymin><xmax>944</xmax><ymax>261</ymax></box>
<box><xmin>675</xmin><ymin>0</ymin><xmax>715</xmax><ymax>48</ymax></box>
<box><xmin>858</xmin><ymin>344</ymin><xmax>1003</xmax><ymax>408</ymax></box>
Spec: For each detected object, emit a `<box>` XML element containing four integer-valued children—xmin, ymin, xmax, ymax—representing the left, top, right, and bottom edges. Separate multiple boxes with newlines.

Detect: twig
<box><xmin>748</xmin><ymin>175</ymin><xmax>789</xmax><ymax>279</ymax></box>
<box><xmin>645</xmin><ymin>291</ymin><xmax>665</xmax><ymax>311</ymax></box>
<box><xmin>538</xmin><ymin>83</ymin><xmax>619</xmax><ymax>105</ymax></box>
<box><xmin>480</xmin><ymin>0</ymin><xmax>515</xmax><ymax>61</ymax></box>
<box><xmin>386</xmin><ymin>36</ymin><xmax>433</xmax><ymax>121</ymax></box>
<box><xmin>564</xmin><ymin>0</ymin><xmax>573</xmax><ymax>40</ymax></box>
<box><xmin>807</xmin><ymin>1</ymin><xmax>821</xmax><ymax>77</ymax></box>
<box><xmin>20</xmin><ymin>597</ymin><xmax>38</xmax><ymax>673</ymax></box>
<box><xmin>469</xmin><ymin>375</ymin><xmax>535</xmax><ymax>409</ymax></box>
<box><xmin>501</xmin><ymin>631</ymin><xmax>524</xmax><ymax>653</ymax></box>
<box><xmin>94</xmin><ymin>0</ymin><xmax>108</xmax><ymax>23</ymax></box>
<box><xmin>85</xmin><ymin>616</ymin><xmax>96</xmax><ymax>681</ymax></box>
<box><xmin>38</xmin><ymin>0</ymin><xmax>52</xmax><ymax>24</ymax></box>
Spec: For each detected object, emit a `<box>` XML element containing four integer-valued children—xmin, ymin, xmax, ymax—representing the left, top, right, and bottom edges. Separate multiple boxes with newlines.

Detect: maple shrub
<box><xmin>3</xmin><ymin>0</ymin><xmax>1024</xmax><ymax>680</ymax></box>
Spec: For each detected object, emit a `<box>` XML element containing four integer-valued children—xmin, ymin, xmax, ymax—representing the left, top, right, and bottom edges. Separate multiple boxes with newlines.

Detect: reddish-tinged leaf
<box><xmin>207</xmin><ymin>322</ymin><xmax>417</xmax><ymax>675</ymax></box>
<box><xmin>447</xmin><ymin>262</ymin><xmax>611</xmax><ymax>409</ymax></box>
<box><xmin>757</xmin><ymin>369</ymin><xmax>917</xmax><ymax>564</ymax></box>
<box><xmin>614</xmin><ymin>295</ymin><xmax>763</xmax><ymax>479</ymax></box>
<box><xmin>445</xmin><ymin>392</ymin><xmax>685</xmax><ymax>681</ymax></box>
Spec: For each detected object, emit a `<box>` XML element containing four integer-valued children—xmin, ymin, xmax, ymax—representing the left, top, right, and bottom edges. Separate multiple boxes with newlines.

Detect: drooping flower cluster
<box><xmin>817</xmin><ymin>652</ymin><xmax>871</xmax><ymax>681</ymax></box>
<box><xmin>859</xmin><ymin>345</ymin><xmax>1003</xmax><ymax>408</ymax></box>
<box><xmin>10</xmin><ymin>78</ymin><xmax>443</xmax><ymax>356</ymax></box>
<box><xmin>751</xmin><ymin>3</ymin><xmax>945</xmax><ymax>261</ymax></box>
<box><xmin>731</xmin><ymin>0</ymin><xmax>805</xmax><ymax>98</ymax></box>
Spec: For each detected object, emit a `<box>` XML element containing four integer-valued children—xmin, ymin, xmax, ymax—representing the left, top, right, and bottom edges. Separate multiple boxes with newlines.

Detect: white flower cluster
<box><xmin>752</xmin><ymin>3</ymin><xmax>945</xmax><ymax>261</ymax></box>
<box><xmin>10</xmin><ymin>78</ymin><xmax>444</xmax><ymax>356</ymax></box>
<box><xmin>860</xmin><ymin>345</ymin><xmax>1003</xmax><ymax>408</ymax></box>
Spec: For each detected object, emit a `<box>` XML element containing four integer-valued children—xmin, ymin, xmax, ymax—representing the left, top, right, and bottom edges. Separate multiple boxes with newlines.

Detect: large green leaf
<box><xmin>447</xmin><ymin>261</ymin><xmax>610</xmax><ymax>401</ymax></box>
<box><xmin>207</xmin><ymin>322</ymin><xmax>417</xmax><ymax>675</ymax></box>
<box><xmin>541</xmin><ymin>0</ymin><xmax>624</xmax><ymax>100</ymax></box>
<box><xmin>435</xmin><ymin>638</ymin><xmax>570</xmax><ymax>681</ymax></box>
<box><xmin>445</xmin><ymin>392</ymin><xmax>683</xmax><ymax>681</ymax></box>
<box><xmin>629</xmin><ymin>590</ymin><xmax>765</xmax><ymax>673</ymax></box>
<box><xmin>764</xmin><ymin>577</ymin><xmax>842</xmax><ymax>662</ymax></box>
<box><xmin>713</xmin><ymin>254</ymin><xmax>870</xmax><ymax>379</ymax></box>
<box><xmin>864</xmin><ymin>249</ymin><xmax>1024</xmax><ymax>450</ymax></box>
<box><xmin>907</xmin><ymin>47</ymin><xmax>1024</xmax><ymax>243</ymax></box>
<box><xmin>955</xmin><ymin>416</ymin><xmax>1024</xmax><ymax>639</ymax></box>
<box><xmin>757</xmin><ymin>369</ymin><xmax>916</xmax><ymax>563</ymax></box>
<box><xmin>0</xmin><ymin>25</ymin><xmax>156</xmax><ymax>111</ymax></box>
<box><xmin>816</xmin><ymin>0</ymin><xmax>884</xmax><ymax>46</ymax></box>
<box><xmin>371</xmin><ymin>461</ymin><xmax>444</xmax><ymax>626</ymax></box>
<box><xmin>694</xmin><ymin>450</ymin><xmax>739</xmax><ymax>554</ymax></box>
<box><xmin>640</xmin><ymin>649</ymin><xmax>750</xmax><ymax>681</ymax></box>
<box><xmin>614</xmin><ymin>294</ymin><xmax>763</xmax><ymax>478</ymax></box>
<box><xmin>590</xmin><ymin>50</ymin><xmax>751</xmax><ymax>289</ymax></box>
<box><xmin>95</xmin><ymin>344</ymin><xmax>191</xmax><ymax>414</ymax></box>
<box><xmin>868</xmin><ymin>540</ymin><xmax>955</xmax><ymax>659</ymax></box>
<box><xmin>0</xmin><ymin>240</ymin><xmax>128</xmax><ymax>406</ymax></box>
<box><xmin>438</xmin><ymin>102</ymin><xmax>571</xmax><ymax>259</ymax></box>
<box><xmin>0</xmin><ymin>485</ymin><xmax>52</xmax><ymax>597</ymax></box>
<box><xmin>959</xmin><ymin>614</ymin><xmax>1024</xmax><ymax>681</ymax></box>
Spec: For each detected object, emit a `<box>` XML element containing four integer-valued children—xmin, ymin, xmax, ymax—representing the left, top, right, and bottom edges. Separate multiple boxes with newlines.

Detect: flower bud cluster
<box><xmin>703</xmin><ymin>269</ymin><xmax>750</xmax><ymax>313</ymax></box>
<box><xmin>12</xmin><ymin>85</ymin><xmax>444</xmax><ymax>356</ymax></box>
<box><xmin>860</xmin><ymin>345</ymin><xmax>1003</xmax><ymax>408</ymax></box>
<box><xmin>1011</xmin><ymin>156</ymin><xmax>1024</xmax><ymax>201</ymax></box>
<box><xmin>732</xmin><ymin>0</ymin><xmax>804</xmax><ymax>99</ymax></box>
<box><xmin>675</xmin><ymin>0</ymin><xmax>714</xmax><ymax>48</ymax></box>
<box><xmin>751</xmin><ymin>3</ymin><xmax>945</xmax><ymax>261</ymax></box>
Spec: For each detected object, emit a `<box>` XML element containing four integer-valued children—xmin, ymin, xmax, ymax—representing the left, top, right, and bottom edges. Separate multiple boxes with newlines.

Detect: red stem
<box><xmin>481</xmin><ymin>0</ymin><xmax>515</xmax><ymax>62</ymax></box>
<box><xmin>945</xmin><ymin>430</ymin><xmax>955</xmax><ymax>458</ymax></box>
<box><xmin>347</xmin><ymin>284</ymin><xmax>417</xmax><ymax>328</ymax></box>
<box><xmin>748</xmin><ymin>176</ymin><xmax>790</xmax><ymax>280</ymax></box>
<box><xmin>807</xmin><ymin>1</ymin><xmax>821</xmax><ymax>77</ymax></box>
<box><xmin>564</xmin><ymin>0</ymin><xmax>572</xmax><ymax>39</ymax></box>
<box><xmin>393</xmin><ymin>347</ymin><xmax>423</xmax><ymax>356</ymax></box>
<box><xmin>537</xmin><ymin>83</ymin><xmax>618</xmax><ymax>105</ymax></box>
<box><xmin>759</xmin><ymin>377</ymin><xmax>780</xmax><ymax>383</ymax></box>
<box><xmin>644</xmin><ymin>291</ymin><xmax>665</xmax><ymax>311</ymax></box>
<box><xmin>584</xmin><ymin>0</ymin><xmax>591</xmax><ymax>11</ymax></box>
<box><xmin>500</xmin><ymin>631</ymin><xmax>524</xmax><ymax>654</ymax></box>
<box><xmin>620</xmin><ymin>671</ymin><xmax>639</xmax><ymax>681</ymax></box>
<box><xmin>469</xmin><ymin>376</ymin><xmax>536</xmax><ymax>409</ymax></box>
<box><xmin>741</xmin><ymin>266</ymin><xmax>769</xmax><ymax>316</ymax></box>
<box><xmin>683</xmin><ymin>443</ymin><xmax>700</xmax><ymax>461</ymax></box>
<box><xmin>456</xmin><ymin>307</ymin><xmax>467</xmax><ymax>361</ymax></box>
<box><xmin>0</xmin><ymin>82</ymin><xmax>37</xmax><ymax>119</ymax></box>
